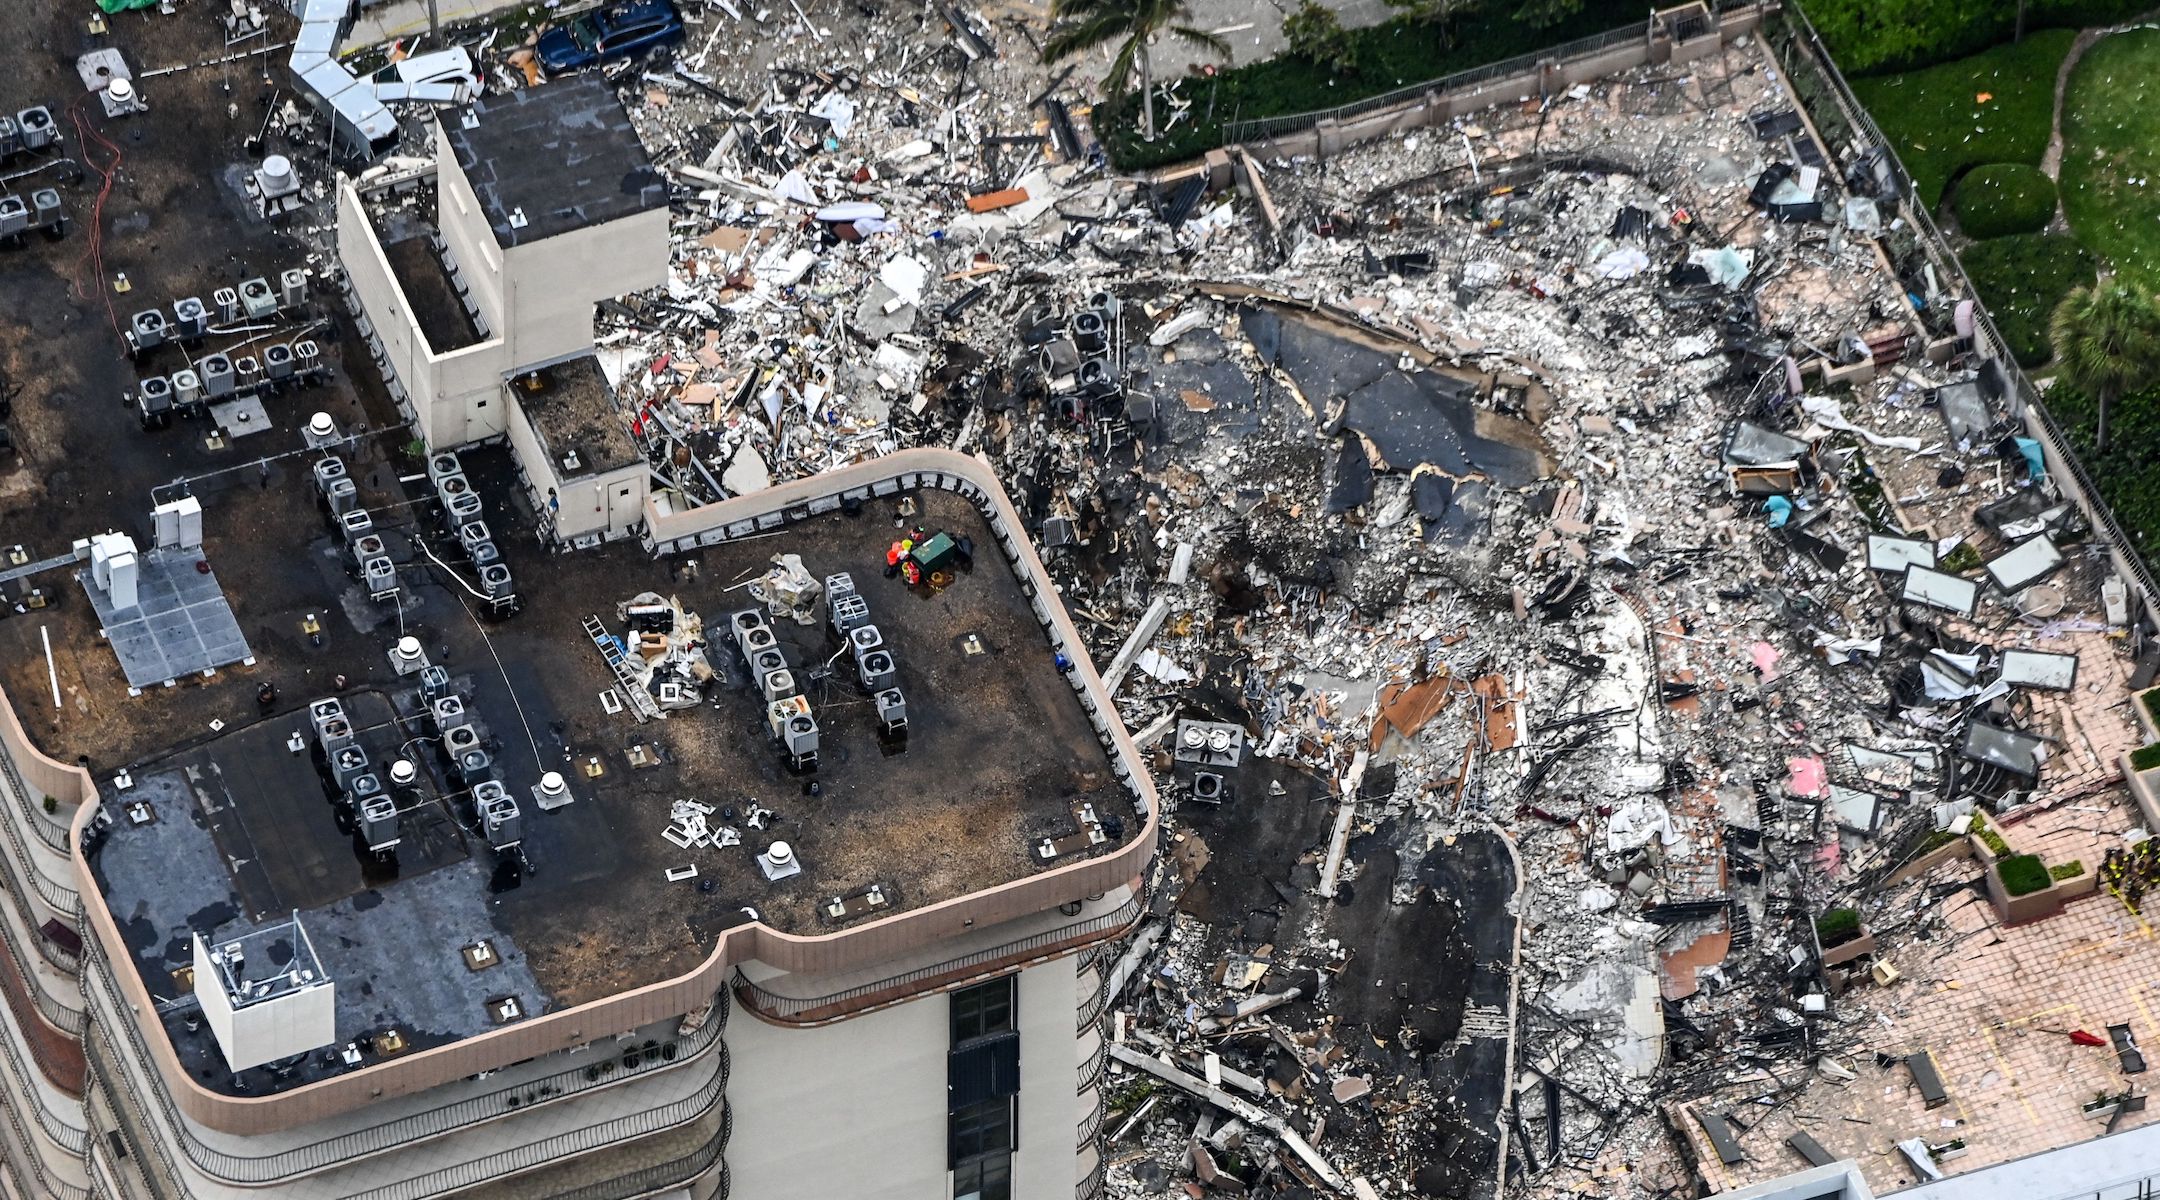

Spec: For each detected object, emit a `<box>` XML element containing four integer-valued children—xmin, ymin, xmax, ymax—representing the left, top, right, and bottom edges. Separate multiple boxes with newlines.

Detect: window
<box><xmin>950</xmin><ymin>976</ymin><xmax>1014</xmax><ymax>1044</ymax></box>
<box><xmin>950</xmin><ymin>1097</ymin><xmax>1014</xmax><ymax>1164</ymax></box>
<box><xmin>952</xmin><ymin>1151</ymin><xmax>1010</xmax><ymax>1200</ymax></box>
<box><xmin>950</xmin><ymin>975</ymin><xmax>1018</xmax><ymax>1186</ymax></box>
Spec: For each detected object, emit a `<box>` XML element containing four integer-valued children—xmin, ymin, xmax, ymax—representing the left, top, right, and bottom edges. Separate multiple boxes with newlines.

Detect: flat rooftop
<box><xmin>371</xmin><ymin>206</ymin><xmax>488</xmax><ymax>354</ymax></box>
<box><xmin>440</xmin><ymin>75</ymin><xmax>668</xmax><ymax>248</ymax></box>
<box><xmin>81</xmin><ymin>469</ymin><xmax>1132</xmax><ymax>1094</ymax></box>
<box><xmin>515</xmin><ymin>354</ymin><xmax>641</xmax><ymax>477</ymax></box>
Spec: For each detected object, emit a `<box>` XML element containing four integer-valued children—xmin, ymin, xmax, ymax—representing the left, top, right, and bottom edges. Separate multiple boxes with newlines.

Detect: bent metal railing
<box><xmin>84</xmin><ymin>942</ymin><xmax>730</xmax><ymax>1186</ymax></box>
<box><xmin>732</xmin><ymin>894</ymin><xmax>1146</xmax><ymax>1026</ymax></box>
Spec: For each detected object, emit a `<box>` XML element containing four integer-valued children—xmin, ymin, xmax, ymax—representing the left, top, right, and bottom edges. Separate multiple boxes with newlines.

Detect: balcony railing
<box><xmin>0</xmin><ymin>742</ymin><xmax>69</xmax><ymax>854</ymax></box>
<box><xmin>0</xmin><ymin>751</ymin><xmax>78</xmax><ymax>917</ymax></box>
<box><xmin>543</xmin><ymin>1106</ymin><xmax>730</xmax><ymax>1200</ymax></box>
<box><xmin>1077</xmin><ymin>1153</ymin><xmax>1105</xmax><ymax>1200</ymax></box>
<box><xmin>1076</xmin><ymin>1087</ymin><xmax>1104</xmax><ymax>1151</ymax></box>
<box><xmin>85</xmin><ymin>944</ymin><xmax>731</xmax><ymax>1185</ymax></box>
<box><xmin>341</xmin><ymin>1062</ymin><xmax>729</xmax><ymax>1200</ymax></box>
<box><xmin>0</xmin><ymin>1036</ymin><xmax>89</xmax><ymax>1200</ymax></box>
<box><xmin>0</xmin><ymin>958</ymin><xmax>88</xmax><ymax>1151</ymax></box>
<box><xmin>1078</xmin><ymin>1028</ymin><xmax>1106</xmax><ymax>1096</ymax></box>
<box><xmin>734</xmin><ymin>894</ymin><xmax>1146</xmax><ymax>1026</ymax></box>
<box><xmin>0</xmin><ymin>884</ymin><xmax>86</xmax><ymax>1044</ymax></box>
<box><xmin>86</xmin><ymin>1034</ymin><xmax>186</xmax><ymax>1200</ymax></box>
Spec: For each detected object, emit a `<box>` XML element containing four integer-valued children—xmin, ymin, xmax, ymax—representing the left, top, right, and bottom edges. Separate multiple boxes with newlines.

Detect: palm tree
<box><xmin>2050</xmin><ymin>281</ymin><xmax>2160</xmax><ymax>453</ymax></box>
<box><xmin>1044</xmin><ymin>0</ymin><xmax>1228</xmax><ymax>142</ymax></box>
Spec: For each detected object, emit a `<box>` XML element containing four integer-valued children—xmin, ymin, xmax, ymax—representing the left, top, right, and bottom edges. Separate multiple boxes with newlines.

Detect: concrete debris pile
<box><xmin>491</xmin><ymin>4</ymin><xmax>1203</xmax><ymax>508</ymax></box>
<box><xmin>1015</xmin><ymin>38</ymin><xmax>2142</xmax><ymax>1200</ymax></box>
<box><xmin>281</xmin><ymin>6</ymin><xmax>2154</xmax><ymax>1194</ymax></box>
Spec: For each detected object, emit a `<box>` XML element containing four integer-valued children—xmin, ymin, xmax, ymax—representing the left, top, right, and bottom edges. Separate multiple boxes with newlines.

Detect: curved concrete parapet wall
<box><xmin>53</xmin><ymin>447</ymin><xmax>1158</xmax><ymax>1135</ymax></box>
<box><xmin>0</xmin><ymin>689</ymin><xmax>95</xmax><ymax>823</ymax></box>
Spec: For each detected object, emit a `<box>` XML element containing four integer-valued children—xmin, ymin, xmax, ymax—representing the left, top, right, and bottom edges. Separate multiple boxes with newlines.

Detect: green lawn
<box><xmin>1958</xmin><ymin>233</ymin><xmax>2095</xmax><ymax>367</ymax></box>
<box><xmin>2061</xmin><ymin>28</ymin><xmax>2160</xmax><ymax>283</ymax></box>
<box><xmin>1849</xmin><ymin>28</ymin><xmax>2075</xmax><ymax>208</ymax></box>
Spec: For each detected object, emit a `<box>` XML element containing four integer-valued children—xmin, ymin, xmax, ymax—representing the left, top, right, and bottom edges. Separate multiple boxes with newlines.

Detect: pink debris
<box><xmin>1787</xmin><ymin>755</ymin><xmax>1826</xmax><ymax>797</ymax></box>
<box><xmin>1749</xmin><ymin>641</ymin><xmax>1781</xmax><ymax>679</ymax></box>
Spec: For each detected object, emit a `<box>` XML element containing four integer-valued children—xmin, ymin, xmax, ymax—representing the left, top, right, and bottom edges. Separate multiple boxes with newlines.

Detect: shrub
<box><xmin>2051</xmin><ymin>860</ymin><xmax>2087</xmax><ymax>881</ymax></box>
<box><xmin>1979</xmin><ymin>826</ymin><xmax>2012</xmax><ymax>857</ymax></box>
<box><xmin>1998</xmin><ymin>853</ymin><xmax>2053</xmax><ymax>897</ymax></box>
<box><xmin>1815</xmin><ymin>907</ymin><xmax>1863</xmax><ymax>947</ymax></box>
<box><xmin>1954</xmin><ymin>163</ymin><xmax>2058</xmax><ymax>238</ymax></box>
<box><xmin>2134</xmin><ymin>743</ymin><xmax>2160</xmax><ymax>773</ymax></box>
<box><xmin>1939</xmin><ymin>542</ymin><xmax>1983</xmax><ymax>573</ymax></box>
<box><xmin>2145</xmin><ymin>688</ymin><xmax>2160</xmax><ymax>729</ymax></box>
<box><xmin>1959</xmin><ymin>232</ymin><xmax>2096</xmax><ymax>367</ymax></box>
<box><xmin>1284</xmin><ymin>1</ymin><xmax>1357</xmax><ymax>76</ymax></box>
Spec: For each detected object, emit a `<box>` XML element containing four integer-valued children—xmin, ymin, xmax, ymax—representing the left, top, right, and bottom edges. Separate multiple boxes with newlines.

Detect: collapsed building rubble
<box><xmin>500</xmin><ymin>17</ymin><xmax>2145</xmax><ymax>1195</ymax></box>
<box><xmin>51</xmin><ymin>0</ymin><xmax>2160</xmax><ymax>1194</ymax></box>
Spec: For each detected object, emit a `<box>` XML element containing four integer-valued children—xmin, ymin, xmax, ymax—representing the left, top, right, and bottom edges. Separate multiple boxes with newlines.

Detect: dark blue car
<box><xmin>535</xmin><ymin>1</ymin><xmax>686</xmax><ymax>72</ymax></box>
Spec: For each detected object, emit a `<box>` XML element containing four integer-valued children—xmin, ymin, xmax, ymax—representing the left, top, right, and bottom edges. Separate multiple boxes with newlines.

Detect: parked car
<box><xmin>535</xmin><ymin>1</ymin><xmax>686</xmax><ymax>73</ymax></box>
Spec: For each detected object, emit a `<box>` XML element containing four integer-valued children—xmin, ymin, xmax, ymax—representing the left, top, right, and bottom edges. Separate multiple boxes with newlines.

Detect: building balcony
<box><xmin>732</xmin><ymin>891</ymin><xmax>1145</xmax><ymax>1028</ymax></box>
<box><xmin>84</xmin><ymin>941</ymin><xmax>732</xmax><ymax>1189</ymax></box>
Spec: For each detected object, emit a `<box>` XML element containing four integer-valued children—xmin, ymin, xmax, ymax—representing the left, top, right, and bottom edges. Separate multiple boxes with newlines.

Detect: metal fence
<box><xmin>1765</xmin><ymin>4</ymin><xmax>2160</xmax><ymax>620</ymax></box>
<box><xmin>1224</xmin><ymin>21</ymin><xmax>1653</xmax><ymax>146</ymax></box>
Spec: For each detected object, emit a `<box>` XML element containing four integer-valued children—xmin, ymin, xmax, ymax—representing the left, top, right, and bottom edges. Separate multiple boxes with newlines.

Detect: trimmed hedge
<box><xmin>1848</xmin><ymin>29</ymin><xmax>2073</xmax><ymax>209</ymax></box>
<box><xmin>1954</xmin><ymin>163</ymin><xmax>2059</xmax><ymax>238</ymax></box>
<box><xmin>1959</xmin><ymin>232</ymin><xmax>2096</xmax><ymax>366</ymax></box>
<box><xmin>2052</xmin><ymin>860</ymin><xmax>2088</xmax><ymax>881</ymax></box>
<box><xmin>1091</xmin><ymin>2</ymin><xmax>1649</xmax><ymax>171</ymax></box>
<box><xmin>1998</xmin><ymin>853</ymin><xmax>2053</xmax><ymax>897</ymax></box>
<box><xmin>2135</xmin><ymin>742</ymin><xmax>2160</xmax><ymax>773</ymax></box>
<box><xmin>1798</xmin><ymin>0</ymin><xmax>2153</xmax><ymax>76</ymax></box>
<box><xmin>1815</xmin><ymin>907</ymin><xmax>1862</xmax><ymax>946</ymax></box>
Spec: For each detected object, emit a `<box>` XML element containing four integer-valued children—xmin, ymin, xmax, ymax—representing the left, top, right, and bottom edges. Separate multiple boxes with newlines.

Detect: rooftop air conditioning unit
<box><xmin>172</xmin><ymin>297</ymin><xmax>208</xmax><ymax>339</ymax></box>
<box><xmin>761</xmin><ymin>669</ymin><xmax>797</xmax><ymax>703</ymax></box>
<box><xmin>240</xmin><ymin>277</ymin><xmax>277</xmax><ymax>319</ymax></box>
<box><xmin>129</xmin><ymin>309</ymin><xmax>167</xmax><ymax>352</ymax></box>
<box><xmin>859</xmin><ymin>650</ymin><xmax>897</xmax><ymax>692</ymax></box>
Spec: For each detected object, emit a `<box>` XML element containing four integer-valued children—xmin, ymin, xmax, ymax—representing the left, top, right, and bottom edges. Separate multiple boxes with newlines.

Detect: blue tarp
<box><xmin>2015</xmin><ymin>437</ymin><xmax>2046</xmax><ymax>480</ymax></box>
